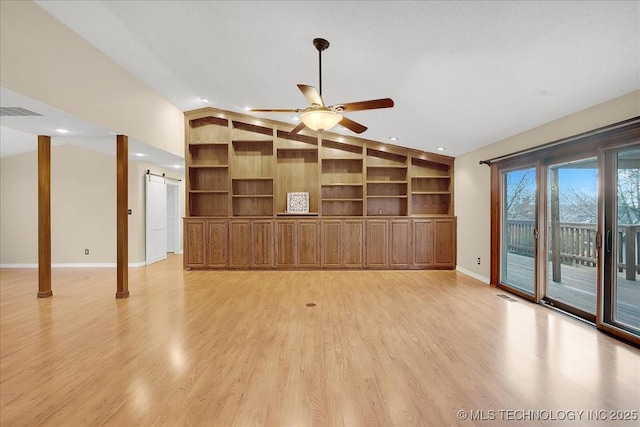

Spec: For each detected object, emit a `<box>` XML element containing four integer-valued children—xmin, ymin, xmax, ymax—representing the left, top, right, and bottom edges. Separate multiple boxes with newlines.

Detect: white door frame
<box><xmin>166</xmin><ymin>180</ymin><xmax>181</xmax><ymax>254</ymax></box>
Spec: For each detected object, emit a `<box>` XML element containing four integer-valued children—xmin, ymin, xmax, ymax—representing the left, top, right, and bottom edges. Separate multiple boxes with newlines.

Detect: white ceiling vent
<box><xmin>0</xmin><ymin>107</ymin><xmax>43</xmax><ymax>117</ymax></box>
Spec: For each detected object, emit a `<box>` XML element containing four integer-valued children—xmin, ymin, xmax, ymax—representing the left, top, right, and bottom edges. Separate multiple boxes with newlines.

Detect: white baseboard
<box><xmin>0</xmin><ymin>263</ymin><xmax>38</xmax><ymax>268</ymax></box>
<box><xmin>456</xmin><ymin>266</ymin><xmax>490</xmax><ymax>284</ymax></box>
<box><xmin>1</xmin><ymin>262</ymin><xmax>148</xmax><ymax>269</ymax></box>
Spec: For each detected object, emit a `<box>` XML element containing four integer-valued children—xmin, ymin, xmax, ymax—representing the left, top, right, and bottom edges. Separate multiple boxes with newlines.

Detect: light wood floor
<box><xmin>1</xmin><ymin>255</ymin><xmax>639</xmax><ymax>426</ymax></box>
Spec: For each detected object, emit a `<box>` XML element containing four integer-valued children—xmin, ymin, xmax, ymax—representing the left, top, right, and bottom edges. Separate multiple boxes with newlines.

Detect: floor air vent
<box><xmin>497</xmin><ymin>294</ymin><xmax>518</xmax><ymax>302</ymax></box>
<box><xmin>0</xmin><ymin>107</ymin><xmax>43</xmax><ymax>117</ymax></box>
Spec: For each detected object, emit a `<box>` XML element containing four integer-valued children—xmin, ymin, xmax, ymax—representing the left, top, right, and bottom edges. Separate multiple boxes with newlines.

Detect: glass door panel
<box><xmin>545</xmin><ymin>158</ymin><xmax>598</xmax><ymax>319</ymax></box>
<box><xmin>611</xmin><ymin>148</ymin><xmax>640</xmax><ymax>332</ymax></box>
<box><xmin>501</xmin><ymin>167</ymin><xmax>537</xmax><ymax>296</ymax></box>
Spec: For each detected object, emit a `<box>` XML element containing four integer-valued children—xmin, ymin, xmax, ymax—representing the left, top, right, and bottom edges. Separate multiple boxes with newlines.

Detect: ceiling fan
<box><xmin>250</xmin><ymin>38</ymin><xmax>394</xmax><ymax>135</ymax></box>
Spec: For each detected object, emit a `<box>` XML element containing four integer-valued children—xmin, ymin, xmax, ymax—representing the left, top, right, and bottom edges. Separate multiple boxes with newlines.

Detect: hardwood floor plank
<box><xmin>1</xmin><ymin>256</ymin><xmax>639</xmax><ymax>426</ymax></box>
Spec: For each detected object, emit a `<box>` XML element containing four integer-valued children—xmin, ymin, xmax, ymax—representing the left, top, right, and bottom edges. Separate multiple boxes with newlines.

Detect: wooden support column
<box><xmin>116</xmin><ymin>135</ymin><xmax>129</xmax><ymax>299</ymax></box>
<box><xmin>37</xmin><ymin>136</ymin><xmax>53</xmax><ymax>298</ymax></box>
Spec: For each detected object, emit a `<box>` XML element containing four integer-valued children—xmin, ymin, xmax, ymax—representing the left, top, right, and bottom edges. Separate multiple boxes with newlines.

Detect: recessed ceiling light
<box><xmin>436</xmin><ymin>147</ymin><xmax>446</xmax><ymax>151</ymax></box>
<box><xmin>243</xmin><ymin>107</ymin><xmax>252</xmax><ymax>111</ymax></box>
<box><xmin>135</xmin><ymin>153</ymin><xmax>145</xmax><ymax>157</ymax></box>
<box><xmin>173</xmin><ymin>165</ymin><xmax>182</xmax><ymax>169</ymax></box>
<box><xmin>55</xmin><ymin>128</ymin><xmax>69</xmax><ymax>134</ymax></box>
<box><xmin>108</xmin><ymin>131</ymin><xmax>117</xmax><ymax>135</ymax></box>
<box><xmin>389</xmin><ymin>137</ymin><xmax>398</xmax><ymax>141</ymax></box>
<box><xmin>291</xmin><ymin>116</ymin><xmax>300</xmax><ymax>121</ymax></box>
<box><xmin>200</xmin><ymin>97</ymin><xmax>211</xmax><ymax>103</ymax></box>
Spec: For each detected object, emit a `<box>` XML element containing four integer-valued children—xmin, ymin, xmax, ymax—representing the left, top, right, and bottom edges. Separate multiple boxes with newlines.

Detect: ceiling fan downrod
<box><xmin>313</xmin><ymin>38</ymin><xmax>330</xmax><ymax>98</ymax></box>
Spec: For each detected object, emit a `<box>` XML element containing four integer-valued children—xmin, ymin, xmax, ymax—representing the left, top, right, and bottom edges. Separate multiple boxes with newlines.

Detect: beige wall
<box><xmin>0</xmin><ymin>1</ymin><xmax>186</xmax><ymax>267</ymax></box>
<box><xmin>0</xmin><ymin>144</ymin><xmax>185</xmax><ymax>266</ymax></box>
<box><xmin>0</xmin><ymin>1</ymin><xmax>184</xmax><ymax>158</ymax></box>
<box><xmin>0</xmin><ymin>151</ymin><xmax>38</xmax><ymax>264</ymax></box>
<box><xmin>454</xmin><ymin>90</ymin><xmax>640</xmax><ymax>283</ymax></box>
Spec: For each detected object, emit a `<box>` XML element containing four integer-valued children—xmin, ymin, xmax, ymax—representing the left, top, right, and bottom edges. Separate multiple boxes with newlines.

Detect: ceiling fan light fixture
<box><xmin>300</xmin><ymin>109</ymin><xmax>342</xmax><ymax>131</ymax></box>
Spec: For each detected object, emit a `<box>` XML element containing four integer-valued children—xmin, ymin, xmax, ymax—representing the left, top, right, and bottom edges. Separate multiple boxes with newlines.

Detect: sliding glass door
<box><xmin>501</xmin><ymin>166</ymin><xmax>538</xmax><ymax>298</ymax></box>
<box><xmin>544</xmin><ymin>158</ymin><xmax>598</xmax><ymax>321</ymax></box>
<box><xmin>492</xmin><ymin>121</ymin><xmax>640</xmax><ymax>344</ymax></box>
<box><xmin>603</xmin><ymin>145</ymin><xmax>640</xmax><ymax>336</ymax></box>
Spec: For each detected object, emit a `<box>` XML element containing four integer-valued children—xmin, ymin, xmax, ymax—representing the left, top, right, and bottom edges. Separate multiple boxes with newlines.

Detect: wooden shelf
<box><xmin>232</xmin><ymin>197</ymin><xmax>273</xmax><ymax>216</ymax></box>
<box><xmin>367</xmin><ymin>198</ymin><xmax>408</xmax><ymax>216</ymax></box>
<box><xmin>322</xmin><ymin>157</ymin><xmax>363</xmax><ymax>161</ymax></box>
<box><xmin>367</xmin><ymin>180</ymin><xmax>407</xmax><ymax>184</ymax></box>
<box><xmin>322</xmin><ymin>184</ymin><xmax>363</xmax><ymax>201</ymax></box>
<box><xmin>189</xmin><ymin>190</ymin><xmax>228</xmax><ymax>194</ymax></box>
<box><xmin>232</xmin><ymin>177</ymin><xmax>273</xmax><ymax>180</ymax></box>
<box><xmin>277</xmin><ymin>147</ymin><xmax>318</xmax><ymax>152</ymax></box>
<box><xmin>322</xmin><ymin>200</ymin><xmax>363</xmax><ymax>216</ymax></box>
<box><xmin>276</xmin><ymin>148</ymin><xmax>318</xmax><ymax>215</ymax></box>
<box><xmin>412</xmin><ymin>191</ymin><xmax>451</xmax><ymax>195</ymax></box>
<box><xmin>411</xmin><ymin>193</ymin><xmax>452</xmax><ymax>216</ymax></box>
<box><xmin>276</xmin><ymin>212</ymin><xmax>319</xmax><ymax>216</ymax></box>
<box><xmin>189</xmin><ymin>192</ymin><xmax>229</xmax><ymax>217</ymax></box>
<box><xmin>232</xmin><ymin>178</ymin><xmax>273</xmax><ymax>198</ymax></box>
<box><xmin>186</xmin><ymin>112</ymin><xmax>453</xmax><ymax>220</ymax></box>
<box><xmin>188</xmin><ymin>116</ymin><xmax>230</xmax><ymax>143</ymax></box>
<box><xmin>411</xmin><ymin>157</ymin><xmax>451</xmax><ymax>177</ymax></box>
<box><xmin>232</xmin><ymin>139</ymin><xmax>273</xmax><ymax>144</ymax></box>
<box><xmin>411</xmin><ymin>176</ymin><xmax>451</xmax><ymax>193</ymax></box>
<box><xmin>189</xmin><ymin>167</ymin><xmax>228</xmax><ymax>191</ymax></box>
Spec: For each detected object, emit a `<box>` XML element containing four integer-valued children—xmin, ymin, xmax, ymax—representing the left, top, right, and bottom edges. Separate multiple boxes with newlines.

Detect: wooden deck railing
<box><xmin>506</xmin><ymin>220</ymin><xmax>640</xmax><ymax>281</ymax></box>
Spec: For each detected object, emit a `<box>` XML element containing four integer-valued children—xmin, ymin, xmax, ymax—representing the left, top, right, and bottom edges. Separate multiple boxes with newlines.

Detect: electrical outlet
<box><xmin>477</xmin><ymin>257</ymin><xmax>481</xmax><ymax>265</ymax></box>
<box><xmin>85</xmin><ymin>249</ymin><xmax>89</xmax><ymax>255</ymax></box>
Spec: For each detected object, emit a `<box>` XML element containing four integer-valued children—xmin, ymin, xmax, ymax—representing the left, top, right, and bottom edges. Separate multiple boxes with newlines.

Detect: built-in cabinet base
<box><xmin>184</xmin><ymin>217</ymin><xmax>456</xmax><ymax>270</ymax></box>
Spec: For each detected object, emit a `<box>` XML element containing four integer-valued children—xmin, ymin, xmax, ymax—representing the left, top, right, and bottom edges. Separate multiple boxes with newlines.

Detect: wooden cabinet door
<box><xmin>366</xmin><ymin>220</ymin><xmax>388</xmax><ymax>267</ymax></box>
<box><xmin>343</xmin><ymin>220</ymin><xmax>364</xmax><ymax>268</ymax></box>
<box><xmin>184</xmin><ymin>219</ymin><xmax>206</xmax><ymax>269</ymax></box>
<box><xmin>298</xmin><ymin>220</ymin><xmax>319</xmax><ymax>267</ymax></box>
<box><xmin>252</xmin><ymin>220</ymin><xmax>274</xmax><ymax>268</ymax></box>
<box><xmin>229</xmin><ymin>220</ymin><xmax>251</xmax><ymax>268</ymax></box>
<box><xmin>206</xmin><ymin>220</ymin><xmax>228</xmax><ymax>268</ymax></box>
<box><xmin>434</xmin><ymin>218</ymin><xmax>456</xmax><ymax>267</ymax></box>
<box><xmin>321</xmin><ymin>220</ymin><xmax>342</xmax><ymax>267</ymax></box>
<box><xmin>412</xmin><ymin>219</ymin><xmax>434</xmax><ymax>268</ymax></box>
<box><xmin>389</xmin><ymin>219</ymin><xmax>411</xmax><ymax>268</ymax></box>
<box><xmin>277</xmin><ymin>220</ymin><xmax>296</xmax><ymax>268</ymax></box>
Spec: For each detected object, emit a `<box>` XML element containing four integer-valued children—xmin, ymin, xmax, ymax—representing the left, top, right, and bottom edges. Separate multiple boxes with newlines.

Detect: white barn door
<box><xmin>145</xmin><ymin>174</ymin><xmax>167</xmax><ymax>265</ymax></box>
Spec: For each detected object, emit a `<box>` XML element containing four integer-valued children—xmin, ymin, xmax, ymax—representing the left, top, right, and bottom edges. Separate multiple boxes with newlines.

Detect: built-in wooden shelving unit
<box><xmin>183</xmin><ymin>107</ymin><xmax>456</xmax><ymax>270</ymax></box>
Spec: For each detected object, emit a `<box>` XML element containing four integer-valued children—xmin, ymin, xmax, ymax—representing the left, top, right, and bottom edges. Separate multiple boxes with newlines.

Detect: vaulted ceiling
<box><xmin>2</xmin><ymin>1</ymin><xmax>639</xmax><ymax>162</ymax></box>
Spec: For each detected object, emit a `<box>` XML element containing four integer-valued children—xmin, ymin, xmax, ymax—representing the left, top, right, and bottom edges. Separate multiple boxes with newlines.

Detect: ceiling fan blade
<box><xmin>334</xmin><ymin>98</ymin><xmax>394</xmax><ymax>112</ymax></box>
<box><xmin>250</xmin><ymin>108</ymin><xmax>299</xmax><ymax>113</ymax></box>
<box><xmin>339</xmin><ymin>116</ymin><xmax>368</xmax><ymax>134</ymax></box>
<box><xmin>288</xmin><ymin>122</ymin><xmax>307</xmax><ymax>135</ymax></box>
<box><xmin>297</xmin><ymin>84</ymin><xmax>325</xmax><ymax>106</ymax></box>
